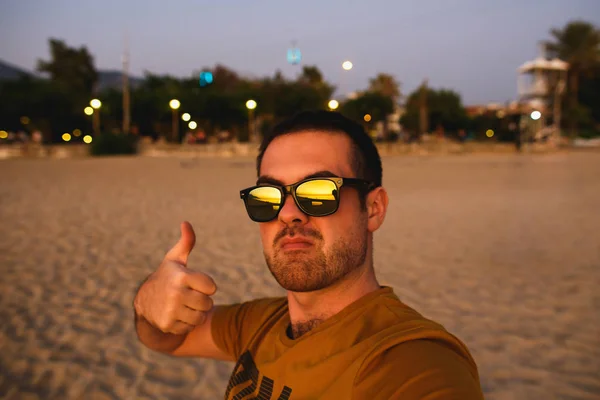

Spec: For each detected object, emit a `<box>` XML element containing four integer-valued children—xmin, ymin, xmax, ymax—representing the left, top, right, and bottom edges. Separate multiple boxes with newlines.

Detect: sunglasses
<box><xmin>240</xmin><ymin>177</ymin><xmax>377</xmax><ymax>222</ymax></box>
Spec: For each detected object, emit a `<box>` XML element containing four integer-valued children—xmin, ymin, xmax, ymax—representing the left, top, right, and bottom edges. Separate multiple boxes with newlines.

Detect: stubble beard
<box><xmin>265</xmin><ymin>225</ymin><xmax>368</xmax><ymax>293</ymax></box>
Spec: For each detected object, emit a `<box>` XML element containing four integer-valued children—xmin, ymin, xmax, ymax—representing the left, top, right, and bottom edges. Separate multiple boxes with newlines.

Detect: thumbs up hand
<box><xmin>134</xmin><ymin>221</ymin><xmax>217</xmax><ymax>335</ymax></box>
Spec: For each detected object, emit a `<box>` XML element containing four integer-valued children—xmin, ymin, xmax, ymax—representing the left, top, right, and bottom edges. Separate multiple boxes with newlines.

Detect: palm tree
<box><xmin>546</xmin><ymin>21</ymin><xmax>600</xmax><ymax>137</ymax></box>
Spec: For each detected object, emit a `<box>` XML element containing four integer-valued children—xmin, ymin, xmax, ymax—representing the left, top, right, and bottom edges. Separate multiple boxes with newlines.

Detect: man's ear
<box><xmin>366</xmin><ymin>187</ymin><xmax>388</xmax><ymax>232</ymax></box>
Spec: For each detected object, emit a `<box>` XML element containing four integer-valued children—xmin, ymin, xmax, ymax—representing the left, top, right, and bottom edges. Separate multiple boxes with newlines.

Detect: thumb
<box><xmin>165</xmin><ymin>221</ymin><xmax>196</xmax><ymax>266</ymax></box>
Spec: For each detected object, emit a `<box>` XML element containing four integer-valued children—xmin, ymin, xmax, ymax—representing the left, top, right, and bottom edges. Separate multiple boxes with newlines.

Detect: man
<box><xmin>134</xmin><ymin>110</ymin><xmax>484</xmax><ymax>399</ymax></box>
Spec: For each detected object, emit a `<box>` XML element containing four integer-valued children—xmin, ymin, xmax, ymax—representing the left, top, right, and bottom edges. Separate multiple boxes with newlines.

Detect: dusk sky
<box><xmin>1</xmin><ymin>0</ymin><xmax>599</xmax><ymax>105</ymax></box>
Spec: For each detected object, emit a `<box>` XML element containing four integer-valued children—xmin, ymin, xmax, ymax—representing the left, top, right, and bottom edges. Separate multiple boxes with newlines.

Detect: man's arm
<box><xmin>353</xmin><ymin>339</ymin><xmax>484</xmax><ymax>400</ymax></box>
<box><xmin>134</xmin><ymin>305</ymin><xmax>234</xmax><ymax>361</ymax></box>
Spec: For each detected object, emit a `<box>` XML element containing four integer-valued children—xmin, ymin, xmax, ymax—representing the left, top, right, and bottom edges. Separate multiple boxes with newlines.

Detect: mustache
<box><xmin>273</xmin><ymin>225</ymin><xmax>323</xmax><ymax>246</ymax></box>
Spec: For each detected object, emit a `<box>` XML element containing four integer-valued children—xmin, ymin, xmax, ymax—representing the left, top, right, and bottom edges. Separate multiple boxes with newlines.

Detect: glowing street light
<box><xmin>188</xmin><ymin>121</ymin><xmax>197</xmax><ymax>130</ymax></box>
<box><xmin>169</xmin><ymin>99</ymin><xmax>181</xmax><ymax>142</ymax></box>
<box><xmin>364</xmin><ymin>114</ymin><xmax>372</xmax><ymax>122</ymax></box>
<box><xmin>246</xmin><ymin>99</ymin><xmax>258</xmax><ymax>142</ymax></box>
<box><xmin>169</xmin><ymin>99</ymin><xmax>181</xmax><ymax>110</ymax></box>
<box><xmin>90</xmin><ymin>99</ymin><xmax>102</xmax><ymax>109</ymax></box>
<box><xmin>62</xmin><ymin>133</ymin><xmax>72</xmax><ymax>142</ymax></box>
<box><xmin>83</xmin><ymin>135</ymin><xmax>93</xmax><ymax>144</ymax></box>
<box><xmin>530</xmin><ymin>110</ymin><xmax>541</xmax><ymax>120</ymax></box>
<box><xmin>246</xmin><ymin>99</ymin><xmax>257</xmax><ymax>110</ymax></box>
<box><xmin>89</xmin><ymin>99</ymin><xmax>102</xmax><ymax>135</ymax></box>
<box><xmin>328</xmin><ymin>100</ymin><xmax>339</xmax><ymax>110</ymax></box>
<box><xmin>84</xmin><ymin>107</ymin><xmax>94</xmax><ymax>116</ymax></box>
<box><xmin>182</xmin><ymin>113</ymin><xmax>191</xmax><ymax>122</ymax></box>
<box><xmin>342</xmin><ymin>61</ymin><xmax>353</xmax><ymax>71</ymax></box>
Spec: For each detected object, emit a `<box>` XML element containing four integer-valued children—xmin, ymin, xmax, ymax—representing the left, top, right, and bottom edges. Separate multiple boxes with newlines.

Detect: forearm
<box><xmin>134</xmin><ymin>312</ymin><xmax>188</xmax><ymax>354</ymax></box>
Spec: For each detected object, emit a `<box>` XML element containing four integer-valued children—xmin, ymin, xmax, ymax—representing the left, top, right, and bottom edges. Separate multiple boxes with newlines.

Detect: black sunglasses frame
<box><xmin>239</xmin><ymin>176</ymin><xmax>377</xmax><ymax>222</ymax></box>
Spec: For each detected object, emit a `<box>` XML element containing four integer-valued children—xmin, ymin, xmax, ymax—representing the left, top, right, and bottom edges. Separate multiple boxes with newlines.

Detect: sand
<box><xmin>0</xmin><ymin>151</ymin><xmax>599</xmax><ymax>399</ymax></box>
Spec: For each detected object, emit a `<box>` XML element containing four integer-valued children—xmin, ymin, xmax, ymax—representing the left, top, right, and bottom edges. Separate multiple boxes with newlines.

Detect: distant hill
<box><xmin>0</xmin><ymin>59</ymin><xmax>33</xmax><ymax>80</ymax></box>
<box><xmin>0</xmin><ymin>59</ymin><xmax>143</xmax><ymax>91</ymax></box>
<box><xmin>96</xmin><ymin>70</ymin><xmax>144</xmax><ymax>91</ymax></box>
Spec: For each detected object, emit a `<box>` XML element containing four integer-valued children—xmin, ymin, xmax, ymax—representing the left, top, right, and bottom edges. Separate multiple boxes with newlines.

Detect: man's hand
<box><xmin>134</xmin><ymin>221</ymin><xmax>217</xmax><ymax>335</ymax></box>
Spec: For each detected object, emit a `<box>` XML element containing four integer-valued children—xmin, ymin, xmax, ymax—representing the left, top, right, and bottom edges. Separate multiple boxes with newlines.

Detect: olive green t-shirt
<box><xmin>211</xmin><ymin>287</ymin><xmax>484</xmax><ymax>399</ymax></box>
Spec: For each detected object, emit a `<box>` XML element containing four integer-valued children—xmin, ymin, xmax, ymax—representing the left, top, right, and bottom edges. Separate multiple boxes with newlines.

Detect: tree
<box><xmin>546</xmin><ymin>21</ymin><xmax>600</xmax><ymax>137</ymax></box>
<box><xmin>298</xmin><ymin>65</ymin><xmax>324</xmax><ymax>86</ymax></box>
<box><xmin>208</xmin><ymin>64</ymin><xmax>242</xmax><ymax>93</ymax></box>
<box><xmin>401</xmin><ymin>87</ymin><xmax>468</xmax><ymax>137</ymax></box>
<box><xmin>0</xmin><ymin>74</ymin><xmax>86</xmax><ymax>143</ymax></box>
<box><xmin>340</xmin><ymin>92</ymin><xmax>394</xmax><ymax>124</ymax></box>
<box><xmin>368</xmin><ymin>73</ymin><xmax>400</xmax><ymax>102</ymax></box>
<box><xmin>37</xmin><ymin>38</ymin><xmax>98</xmax><ymax>100</ymax></box>
<box><xmin>579</xmin><ymin>64</ymin><xmax>600</xmax><ymax>134</ymax></box>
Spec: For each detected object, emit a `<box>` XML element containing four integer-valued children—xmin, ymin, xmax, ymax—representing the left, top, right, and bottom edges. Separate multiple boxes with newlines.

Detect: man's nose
<box><xmin>277</xmin><ymin>194</ymin><xmax>308</xmax><ymax>225</ymax></box>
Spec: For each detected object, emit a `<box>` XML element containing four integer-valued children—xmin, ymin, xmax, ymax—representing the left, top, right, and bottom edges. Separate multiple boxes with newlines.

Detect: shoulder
<box><xmin>353</xmin><ymin>339</ymin><xmax>484</xmax><ymax>400</ymax></box>
<box><xmin>367</xmin><ymin>289</ymin><xmax>477</xmax><ymax>365</ymax></box>
<box><xmin>352</xmin><ymin>289</ymin><xmax>483</xmax><ymax>399</ymax></box>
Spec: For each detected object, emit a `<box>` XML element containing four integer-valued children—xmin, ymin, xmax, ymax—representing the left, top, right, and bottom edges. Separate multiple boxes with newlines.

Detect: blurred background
<box><xmin>1</xmin><ymin>1</ymin><xmax>600</xmax><ymax>400</ymax></box>
<box><xmin>1</xmin><ymin>0</ymin><xmax>599</xmax><ymax>149</ymax></box>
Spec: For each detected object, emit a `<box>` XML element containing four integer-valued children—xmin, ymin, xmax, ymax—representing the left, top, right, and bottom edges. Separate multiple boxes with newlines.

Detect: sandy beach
<box><xmin>1</xmin><ymin>151</ymin><xmax>599</xmax><ymax>400</ymax></box>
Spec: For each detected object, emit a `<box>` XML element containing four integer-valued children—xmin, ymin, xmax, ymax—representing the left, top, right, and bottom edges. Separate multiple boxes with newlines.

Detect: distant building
<box><xmin>465</xmin><ymin>102</ymin><xmax>521</xmax><ymax>118</ymax></box>
<box><xmin>516</xmin><ymin>44</ymin><xmax>568</xmax><ymax>142</ymax></box>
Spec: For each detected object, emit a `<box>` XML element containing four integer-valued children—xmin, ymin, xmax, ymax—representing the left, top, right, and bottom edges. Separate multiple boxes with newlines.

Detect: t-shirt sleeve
<box><xmin>210</xmin><ymin>297</ymin><xmax>286</xmax><ymax>361</ymax></box>
<box><xmin>353</xmin><ymin>339</ymin><xmax>484</xmax><ymax>400</ymax></box>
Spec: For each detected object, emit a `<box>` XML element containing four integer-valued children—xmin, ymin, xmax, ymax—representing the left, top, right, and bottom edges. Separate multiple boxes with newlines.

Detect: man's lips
<box><xmin>280</xmin><ymin>237</ymin><xmax>314</xmax><ymax>250</ymax></box>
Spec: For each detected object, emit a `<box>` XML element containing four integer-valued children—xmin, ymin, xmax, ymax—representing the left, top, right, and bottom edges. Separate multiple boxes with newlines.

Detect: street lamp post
<box><xmin>246</xmin><ymin>99</ymin><xmax>257</xmax><ymax>143</ymax></box>
<box><xmin>169</xmin><ymin>99</ymin><xmax>181</xmax><ymax>142</ymax></box>
<box><xmin>90</xmin><ymin>99</ymin><xmax>102</xmax><ymax>135</ymax></box>
<box><xmin>84</xmin><ymin>107</ymin><xmax>93</xmax><ymax>141</ymax></box>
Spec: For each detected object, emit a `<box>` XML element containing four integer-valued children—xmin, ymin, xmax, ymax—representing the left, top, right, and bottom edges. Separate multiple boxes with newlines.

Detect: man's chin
<box><xmin>279</xmin><ymin>281</ymin><xmax>330</xmax><ymax>293</ymax></box>
<box><xmin>271</xmin><ymin>269</ymin><xmax>335</xmax><ymax>293</ymax></box>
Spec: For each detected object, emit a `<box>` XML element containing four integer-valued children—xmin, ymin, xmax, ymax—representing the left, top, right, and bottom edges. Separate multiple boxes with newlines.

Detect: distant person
<box><xmin>32</xmin><ymin>130</ymin><xmax>43</xmax><ymax>144</ymax></box>
<box><xmin>515</xmin><ymin>130</ymin><xmax>523</xmax><ymax>152</ymax></box>
<box><xmin>133</xmin><ymin>111</ymin><xmax>484</xmax><ymax>399</ymax></box>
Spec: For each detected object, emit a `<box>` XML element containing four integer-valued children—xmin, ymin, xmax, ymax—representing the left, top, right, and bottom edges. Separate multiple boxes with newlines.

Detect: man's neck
<box><xmin>285</xmin><ymin>263</ymin><xmax>380</xmax><ymax>338</ymax></box>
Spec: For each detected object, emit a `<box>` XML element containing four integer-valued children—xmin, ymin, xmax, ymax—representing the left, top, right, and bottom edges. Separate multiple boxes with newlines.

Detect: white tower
<box><xmin>517</xmin><ymin>43</ymin><xmax>568</xmax><ymax>144</ymax></box>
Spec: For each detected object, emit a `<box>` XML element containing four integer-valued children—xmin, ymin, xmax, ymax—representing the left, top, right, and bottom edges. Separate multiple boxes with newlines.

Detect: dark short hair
<box><xmin>256</xmin><ymin>110</ymin><xmax>383</xmax><ymax>188</ymax></box>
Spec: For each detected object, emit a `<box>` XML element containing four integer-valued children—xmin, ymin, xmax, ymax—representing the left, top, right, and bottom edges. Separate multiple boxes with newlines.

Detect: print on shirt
<box><xmin>225</xmin><ymin>350</ymin><xmax>293</xmax><ymax>400</ymax></box>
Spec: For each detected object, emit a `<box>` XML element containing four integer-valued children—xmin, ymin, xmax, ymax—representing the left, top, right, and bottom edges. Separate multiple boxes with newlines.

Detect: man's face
<box><xmin>257</xmin><ymin>131</ymin><xmax>369</xmax><ymax>292</ymax></box>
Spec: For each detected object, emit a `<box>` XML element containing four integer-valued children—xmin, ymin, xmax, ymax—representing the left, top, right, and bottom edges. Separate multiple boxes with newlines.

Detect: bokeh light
<box><xmin>531</xmin><ymin>111</ymin><xmax>541</xmax><ymax>120</ymax></box>
<box><xmin>246</xmin><ymin>100</ymin><xmax>257</xmax><ymax>110</ymax></box>
<box><xmin>0</xmin><ymin>130</ymin><xmax>8</xmax><ymax>139</ymax></box>
<box><xmin>188</xmin><ymin>121</ymin><xmax>197</xmax><ymax>130</ymax></box>
<box><xmin>328</xmin><ymin>100</ymin><xmax>339</xmax><ymax>110</ymax></box>
<box><xmin>169</xmin><ymin>99</ymin><xmax>180</xmax><ymax>110</ymax></box>
<box><xmin>342</xmin><ymin>61</ymin><xmax>353</xmax><ymax>71</ymax></box>
<box><xmin>182</xmin><ymin>113</ymin><xmax>191</xmax><ymax>122</ymax></box>
<box><xmin>90</xmin><ymin>99</ymin><xmax>102</xmax><ymax>109</ymax></box>
<box><xmin>84</xmin><ymin>107</ymin><xmax>94</xmax><ymax>116</ymax></box>
<box><xmin>20</xmin><ymin>116</ymin><xmax>30</xmax><ymax>125</ymax></box>
<box><xmin>486</xmin><ymin>129</ymin><xmax>494</xmax><ymax>138</ymax></box>
<box><xmin>364</xmin><ymin>114</ymin><xmax>372</xmax><ymax>122</ymax></box>
<box><xmin>62</xmin><ymin>133</ymin><xmax>72</xmax><ymax>142</ymax></box>
<box><xmin>73</xmin><ymin>129</ymin><xmax>82</xmax><ymax>137</ymax></box>
<box><xmin>199</xmin><ymin>71</ymin><xmax>213</xmax><ymax>87</ymax></box>
<box><xmin>83</xmin><ymin>135</ymin><xmax>93</xmax><ymax>144</ymax></box>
